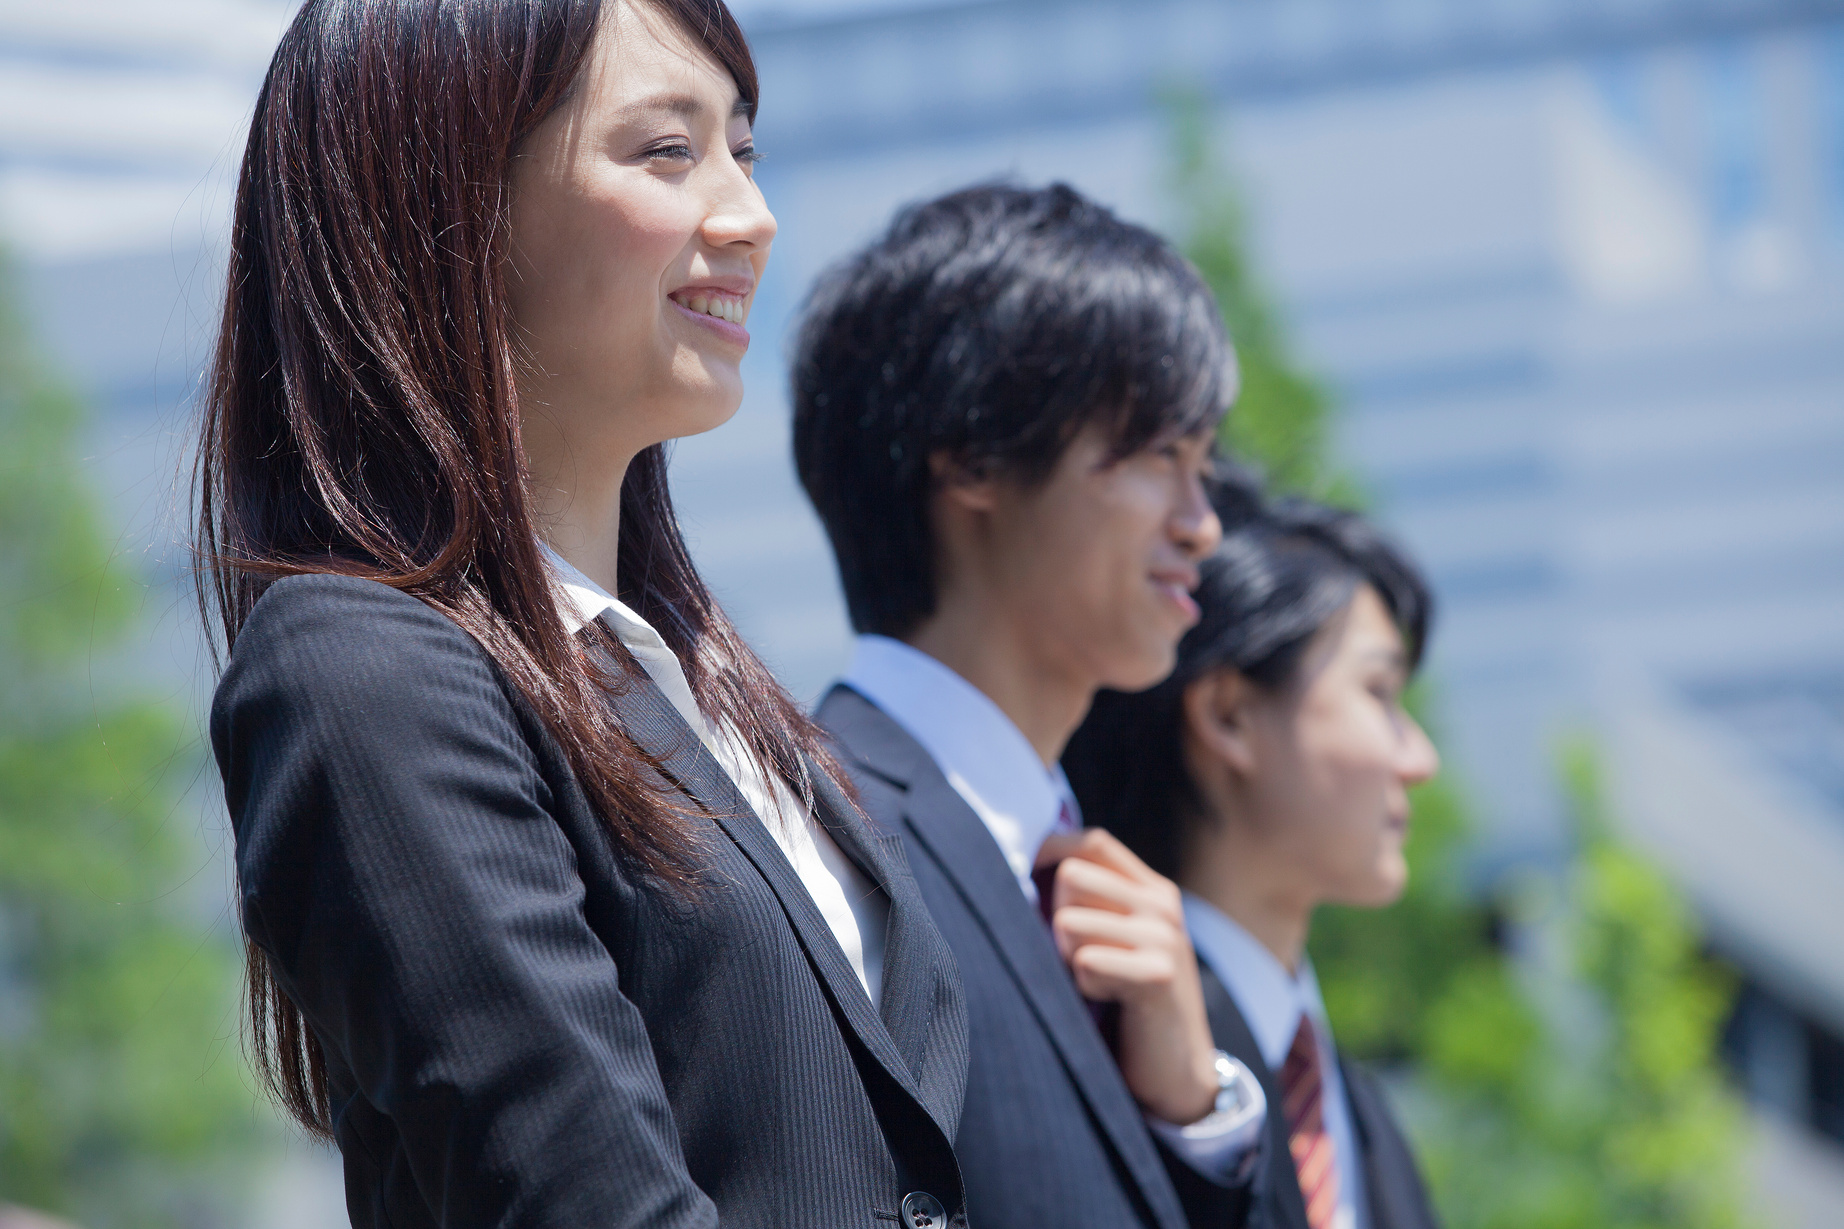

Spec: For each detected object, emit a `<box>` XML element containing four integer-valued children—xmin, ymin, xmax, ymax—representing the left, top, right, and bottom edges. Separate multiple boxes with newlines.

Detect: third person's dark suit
<box><xmin>1199</xmin><ymin>964</ymin><xmax>1440</xmax><ymax>1229</ymax></box>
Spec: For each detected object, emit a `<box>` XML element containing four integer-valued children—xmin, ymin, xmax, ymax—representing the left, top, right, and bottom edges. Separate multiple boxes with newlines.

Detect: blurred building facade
<box><xmin>712</xmin><ymin>0</ymin><xmax>1844</xmax><ymax>1162</ymax></box>
<box><xmin>2</xmin><ymin>0</ymin><xmax>1842</xmax><ymax>1213</ymax></box>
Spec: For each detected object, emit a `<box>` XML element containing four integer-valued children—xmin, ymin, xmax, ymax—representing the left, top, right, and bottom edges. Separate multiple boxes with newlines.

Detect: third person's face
<box><xmin>1228</xmin><ymin>585</ymin><xmax>1440</xmax><ymax>908</ymax></box>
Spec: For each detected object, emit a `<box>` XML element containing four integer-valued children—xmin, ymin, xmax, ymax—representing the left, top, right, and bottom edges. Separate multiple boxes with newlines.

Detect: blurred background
<box><xmin>2</xmin><ymin>0</ymin><xmax>1842</xmax><ymax>1224</ymax></box>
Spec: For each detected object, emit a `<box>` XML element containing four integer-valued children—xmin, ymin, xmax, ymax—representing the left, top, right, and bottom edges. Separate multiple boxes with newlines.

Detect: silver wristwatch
<box><xmin>1175</xmin><ymin>1049</ymin><xmax>1267</xmax><ymax>1145</ymax></box>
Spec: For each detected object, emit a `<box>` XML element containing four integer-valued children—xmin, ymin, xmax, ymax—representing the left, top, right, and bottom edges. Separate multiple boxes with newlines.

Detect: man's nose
<box><xmin>1172</xmin><ymin>477</ymin><xmax>1222</xmax><ymax>560</ymax></box>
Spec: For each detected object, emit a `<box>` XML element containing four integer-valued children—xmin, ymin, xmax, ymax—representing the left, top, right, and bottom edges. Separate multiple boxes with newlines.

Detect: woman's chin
<box><xmin>660</xmin><ymin>382</ymin><xmax>744</xmax><ymax>441</ymax></box>
<box><xmin>1337</xmin><ymin>860</ymin><xmax>1408</xmax><ymax>909</ymax></box>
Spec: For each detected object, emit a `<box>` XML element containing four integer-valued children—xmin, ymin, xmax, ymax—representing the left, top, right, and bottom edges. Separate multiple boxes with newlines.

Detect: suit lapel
<box><xmin>1198</xmin><ymin>963</ymin><xmax>1313</xmax><ymax>1229</ymax></box>
<box><xmin>809</xmin><ymin>766</ymin><xmax>943</xmax><ymax>1088</ymax></box>
<box><xmin>598</xmin><ymin>671</ymin><xmax>944</xmax><ymax>1133</ymax></box>
<box><xmin>828</xmin><ymin>686</ymin><xmax>1189</xmax><ymax>1229</ymax></box>
<box><xmin>1340</xmin><ymin>1057</ymin><xmax>1438</xmax><ymax>1229</ymax></box>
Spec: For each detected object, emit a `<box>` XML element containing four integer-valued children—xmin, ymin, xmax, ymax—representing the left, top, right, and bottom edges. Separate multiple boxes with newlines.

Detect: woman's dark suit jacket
<box><xmin>211</xmin><ymin>574</ymin><xmax>969</xmax><ymax>1228</ymax></box>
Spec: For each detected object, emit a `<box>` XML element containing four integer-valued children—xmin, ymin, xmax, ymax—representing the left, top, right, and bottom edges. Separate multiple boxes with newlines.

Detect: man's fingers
<box><xmin>1052</xmin><ymin>905</ymin><xmax>1175</xmax><ymax>956</ymax></box>
<box><xmin>1068</xmin><ymin>943</ymin><xmax>1179</xmax><ymax>1001</ymax></box>
<box><xmin>1057</xmin><ymin>827</ymin><xmax>1159</xmax><ymax>884</ymax></box>
<box><xmin>1034</xmin><ymin>830</ymin><xmax>1084</xmax><ymax>870</ymax></box>
<box><xmin>1053</xmin><ymin>855</ymin><xmax>1180</xmax><ymax>922</ymax></box>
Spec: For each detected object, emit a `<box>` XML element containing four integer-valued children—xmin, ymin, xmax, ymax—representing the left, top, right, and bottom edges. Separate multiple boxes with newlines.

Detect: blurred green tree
<box><xmin>0</xmin><ymin>257</ymin><xmax>258</xmax><ymax>1225</ymax></box>
<box><xmin>1165</xmin><ymin>89</ymin><xmax>1752</xmax><ymax>1228</ymax></box>
<box><xmin>1416</xmin><ymin>745</ymin><xmax>1749</xmax><ymax>1229</ymax></box>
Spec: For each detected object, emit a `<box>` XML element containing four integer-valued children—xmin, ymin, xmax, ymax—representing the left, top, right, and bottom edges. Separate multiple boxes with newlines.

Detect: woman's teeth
<box><xmin>678</xmin><ymin>294</ymin><xmax>744</xmax><ymax>324</ymax></box>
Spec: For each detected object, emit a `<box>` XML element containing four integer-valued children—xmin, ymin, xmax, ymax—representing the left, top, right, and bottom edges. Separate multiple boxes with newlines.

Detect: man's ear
<box><xmin>928</xmin><ymin>449</ymin><xmax>1000</xmax><ymax>514</ymax></box>
<box><xmin>1182</xmin><ymin>668</ymin><xmax>1260</xmax><ymax>779</ymax></box>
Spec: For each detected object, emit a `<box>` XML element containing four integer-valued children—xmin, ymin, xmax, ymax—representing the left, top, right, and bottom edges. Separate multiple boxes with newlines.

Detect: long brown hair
<box><xmin>196</xmin><ymin>0</ymin><xmax>828</xmax><ymax>1139</ymax></box>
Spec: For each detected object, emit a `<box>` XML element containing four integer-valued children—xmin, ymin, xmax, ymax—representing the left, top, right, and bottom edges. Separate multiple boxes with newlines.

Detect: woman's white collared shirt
<box><xmin>540</xmin><ymin>544</ymin><xmax>886</xmax><ymax>1004</ymax></box>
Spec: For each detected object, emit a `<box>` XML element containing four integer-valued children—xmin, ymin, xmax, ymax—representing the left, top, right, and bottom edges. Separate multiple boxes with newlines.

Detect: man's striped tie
<box><xmin>1280</xmin><ymin>1016</ymin><xmax>1341</xmax><ymax>1229</ymax></box>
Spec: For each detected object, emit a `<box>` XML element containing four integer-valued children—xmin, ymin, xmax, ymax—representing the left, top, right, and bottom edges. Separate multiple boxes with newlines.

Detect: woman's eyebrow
<box><xmin>618</xmin><ymin>92</ymin><xmax>750</xmax><ymax>121</ymax></box>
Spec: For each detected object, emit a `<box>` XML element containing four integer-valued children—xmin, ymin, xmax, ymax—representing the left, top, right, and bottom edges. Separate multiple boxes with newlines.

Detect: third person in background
<box><xmin>1066</xmin><ymin>490</ymin><xmax>1445</xmax><ymax>1229</ymax></box>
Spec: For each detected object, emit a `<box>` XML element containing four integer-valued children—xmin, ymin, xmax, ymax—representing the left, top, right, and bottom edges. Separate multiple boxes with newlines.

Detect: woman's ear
<box><xmin>1182</xmin><ymin>668</ymin><xmax>1260</xmax><ymax>780</ymax></box>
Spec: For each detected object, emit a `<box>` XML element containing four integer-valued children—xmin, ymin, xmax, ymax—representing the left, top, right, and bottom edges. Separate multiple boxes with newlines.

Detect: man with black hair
<box><xmin>795</xmin><ymin>183</ymin><xmax>1264</xmax><ymax>1229</ymax></box>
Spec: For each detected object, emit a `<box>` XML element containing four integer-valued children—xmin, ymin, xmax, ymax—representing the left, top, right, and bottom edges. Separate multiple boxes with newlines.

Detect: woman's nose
<box><xmin>1398</xmin><ymin>712</ymin><xmax>1440</xmax><ymax>787</ymax></box>
<box><xmin>702</xmin><ymin>166</ymin><xmax>777</xmax><ymax>253</ymax></box>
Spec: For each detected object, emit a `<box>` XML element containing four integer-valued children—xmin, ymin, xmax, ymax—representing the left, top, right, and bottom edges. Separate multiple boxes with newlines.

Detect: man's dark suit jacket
<box><xmin>819</xmin><ymin>684</ymin><xmax>1248</xmax><ymax>1229</ymax></box>
<box><xmin>212</xmin><ymin>575</ymin><xmax>969</xmax><ymax>1229</ymax></box>
<box><xmin>1199</xmin><ymin>965</ymin><xmax>1440</xmax><ymax>1229</ymax></box>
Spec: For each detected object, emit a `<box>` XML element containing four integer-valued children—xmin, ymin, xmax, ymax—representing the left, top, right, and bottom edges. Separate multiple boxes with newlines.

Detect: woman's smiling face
<box><xmin>508</xmin><ymin>0</ymin><xmax>774</xmax><ymax>470</ymax></box>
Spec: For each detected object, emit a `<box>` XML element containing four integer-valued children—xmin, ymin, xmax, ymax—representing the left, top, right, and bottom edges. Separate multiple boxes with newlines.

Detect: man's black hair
<box><xmin>792</xmin><ymin>182</ymin><xmax>1237</xmax><ymax>639</ymax></box>
<box><xmin>1062</xmin><ymin>484</ymin><xmax>1435</xmax><ymax>881</ymax></box>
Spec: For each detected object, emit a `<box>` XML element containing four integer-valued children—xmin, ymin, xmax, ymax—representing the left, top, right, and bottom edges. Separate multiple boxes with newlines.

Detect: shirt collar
<box><xmin>841</xmin><ymin>634</ymin><xmax>1067</xmax><ymax>893</ymax></box>
<box><xmin>538</xmin><ymin>542</ymin><xmax>667</xmax><ymax>648</ymax></box>
<box><xmin>1183</xmin><ymin>891</ymin><xmax>1329</xmax><ymax>1071</ymax></box>
<box><xmin>538</xmin><ymin>541</ymin><xmax>712</xmax><ymax>742</ymax></box>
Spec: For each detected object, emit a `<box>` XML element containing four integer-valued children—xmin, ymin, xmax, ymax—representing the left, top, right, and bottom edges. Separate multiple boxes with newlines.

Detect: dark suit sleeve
<box><xmin>1157</xmin><ymin>1135</ymin><xmax>1260</xmax><ymax>1229</ymax></box>
<box><xmin>212</xmin><ymin>575</ymin><xmax>716</xmax><ymax>1228</ymax></box>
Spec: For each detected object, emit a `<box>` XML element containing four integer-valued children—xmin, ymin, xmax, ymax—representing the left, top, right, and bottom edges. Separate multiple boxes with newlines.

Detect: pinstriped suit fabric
<box><xmin>212</xmin><ymin>574</ymin><xmax>968</xmax><ymax>1228</ymax></box>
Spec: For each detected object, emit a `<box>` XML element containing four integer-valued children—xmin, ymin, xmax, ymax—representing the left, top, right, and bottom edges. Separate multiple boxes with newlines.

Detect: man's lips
<box><xmin>1152</xmin><ymin>574</ymin><xmax>1200</xmax><ymax>622</ymax></box>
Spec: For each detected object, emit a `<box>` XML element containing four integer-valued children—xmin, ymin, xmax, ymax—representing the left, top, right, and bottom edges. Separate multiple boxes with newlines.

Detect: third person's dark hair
<box><xmin>792</xmin><ymin>182</ymin><xmax>1236</xmax><ymax>639</ymax></box>
<box><xmin>1063</xmin><ymin>488</ymin><xmax>1433</xmax><ymax>880</ymax></box>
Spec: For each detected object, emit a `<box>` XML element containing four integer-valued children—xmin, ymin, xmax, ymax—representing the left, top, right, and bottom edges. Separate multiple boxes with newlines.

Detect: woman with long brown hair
<box><xmin>198</xmin><ymin>2</ymin><xmax>967</xmax><ymax>1224</ymax></box>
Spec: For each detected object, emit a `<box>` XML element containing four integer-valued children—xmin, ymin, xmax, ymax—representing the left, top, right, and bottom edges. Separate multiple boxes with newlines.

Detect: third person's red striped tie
<box><xmin>1280</xmin><ymin>1016</ymin><xmax>1340</xmax><ymax>1229</ymax></box>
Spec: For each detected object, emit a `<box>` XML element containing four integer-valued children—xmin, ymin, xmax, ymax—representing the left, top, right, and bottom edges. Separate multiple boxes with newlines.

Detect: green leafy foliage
<box><xmin>1415</xmin><ymin>744</ymin><xmax>1749</xmax><ymax>1229</ymax></box>
<box><xmin>0</xmin><ymin>257</ymin><xmax>259</xmax><ymax>1225</ymax></box>
<box><xmin>1164</xmin><ymin>92</ymin><xmax>1752</xmax><ymax>1229</ymax></box>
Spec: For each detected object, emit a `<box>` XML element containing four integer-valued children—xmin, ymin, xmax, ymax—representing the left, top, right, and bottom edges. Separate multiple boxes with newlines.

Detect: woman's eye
<box><xmin>733</xmin><ymin>144</ymin><xmax>764</xmax><ymax>166</ymax></box>
<box><xmin>645</xmin><ymin>142</ymin><xmax>695</xmax><ymax>163</ymax></box>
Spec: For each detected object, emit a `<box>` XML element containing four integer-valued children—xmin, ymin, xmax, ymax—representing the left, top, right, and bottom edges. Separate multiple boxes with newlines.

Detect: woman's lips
<box><xmin>669</xmin><ymin>296</ymin><xmax>750</xmax><ymax>348</ymax></box>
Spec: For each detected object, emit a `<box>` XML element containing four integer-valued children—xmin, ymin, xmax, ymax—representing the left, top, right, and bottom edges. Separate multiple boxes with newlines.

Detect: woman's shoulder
<box><xmin>220</xmin><ymin>573</ymin><xmax>505</xmax><ymax>718</ymax></box>
<box><xmin>236</xmin><ymin>572</ymin><xmax>462</xmax><ymax>643</ymax></box>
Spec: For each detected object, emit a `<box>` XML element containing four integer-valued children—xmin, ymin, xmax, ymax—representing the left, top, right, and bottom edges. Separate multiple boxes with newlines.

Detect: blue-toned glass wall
<box><xmin>682</xmin><ymin>0</ymin><xmax>1844</xmax><ymax>904</ymax></box>
<box><xmin>1825</xmin><ymin>29</ymin><xmax>1844</xmax><ymax>242</ymax></box>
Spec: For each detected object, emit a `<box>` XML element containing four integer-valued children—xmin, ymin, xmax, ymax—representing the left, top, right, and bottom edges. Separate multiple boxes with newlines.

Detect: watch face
<box><xmin>1180</xmin><ymin>1053</ymin><xmax>1268</xmax><ymax>1147</ymax></box>
<box><xmin>1214</xmin><ymin>1053</ymin><xmax>1262</xmax><ymax>1118</ymax></box>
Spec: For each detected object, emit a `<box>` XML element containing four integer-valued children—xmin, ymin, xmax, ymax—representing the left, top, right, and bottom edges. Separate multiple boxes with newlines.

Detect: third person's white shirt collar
<box><xmin>1183</xmin><ymin>892</ymin><xmax>1331</xmax><ymax>1072</ymax></box>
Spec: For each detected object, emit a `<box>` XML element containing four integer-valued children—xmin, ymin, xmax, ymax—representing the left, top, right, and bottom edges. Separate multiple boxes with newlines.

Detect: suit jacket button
<box><xmin>900</xmin><ymin>1191</ymin><xmax>946</xmax><ymax>1229</ymax></box>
